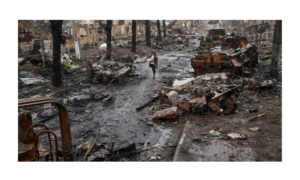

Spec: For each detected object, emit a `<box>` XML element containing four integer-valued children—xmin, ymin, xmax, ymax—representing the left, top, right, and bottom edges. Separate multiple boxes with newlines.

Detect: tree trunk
<box><xmin>163</xmin><ymin>20</ymin><xmax>167</xmax><ymax>37</ymax></box>
<box><xmin>270</xmin><ymin>20</ymin><xmax>282</xmax><ymax>79</ymax></box>
<box><xmin>105</xmin><ymin>20</ymin><xmax>112</xmax><ymax>60</ymax></box>
<box><xmin>255</xmin><ymin>28</ymin><xmax>258</xmax><ymax>45</ymax></box>
<box><xmin>157</xmin><ymin>20</ymin><xmax>162</xmax><ymax>41</ymax></box>
<box><xmin>131</xmin><ymin>20</ymin><xmax>136</xmax><ymax>52</ymax></box>
<box><xmin>50</xmin><ymin>20</ymin><xmax>63</xmax><ymax>87</ymax></box>
<box><xmin>191</xmin><ymin>20</ymin><xmax>193</xmax><ymax>29</ymax></box>
<box><xmin>145</xmin><ymin>20</ymin><xmax>151</xmax><ymax>47</ymax></box>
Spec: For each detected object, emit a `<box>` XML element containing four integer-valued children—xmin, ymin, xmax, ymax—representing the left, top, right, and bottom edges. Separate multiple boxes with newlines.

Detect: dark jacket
<box><xmin>148</xmin><ymin>55</ymin><xmax>158</xmax><ymax>68</ymax></box>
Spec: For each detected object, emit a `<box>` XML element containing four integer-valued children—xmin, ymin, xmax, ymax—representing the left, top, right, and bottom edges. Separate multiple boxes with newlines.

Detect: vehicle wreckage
<box><xmin>192</xmin><ymin>28</ymin><xmax>258</xmax><ymax>76</ymax></box>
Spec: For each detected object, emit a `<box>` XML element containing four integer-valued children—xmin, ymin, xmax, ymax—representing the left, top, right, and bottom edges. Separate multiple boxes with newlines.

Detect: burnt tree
<box><xmin>163</xmin><ymin>20</ymin><xmax>167</xmax><ymax>37</ymax></box>
<box><xmin>50</xmin><ymin>20</ymin><xmax>63</xmax><ymax>87</ymax></box>
<box><xmin>131</xmin><ymin>20</ymin><xmax>136</xmax><ymax>52</ymax></box>
<box><xmin>157</xmin><ymin>20</ymin><xmax>162</xmax><ymax>41</ymax></box>
<box><xmin>270</xmin><ymin>20</ymin><xmax>282</xmax><ymax>79</ymax></box>
<box><xmin>105</xmin><ymin>20</ymin><xmax>112</xmax><ymax>60</ymax></box>
<box><xmin>145</xmin><ymin>20</ymin><xmax>151</xmax><ymax>47</ymax></box>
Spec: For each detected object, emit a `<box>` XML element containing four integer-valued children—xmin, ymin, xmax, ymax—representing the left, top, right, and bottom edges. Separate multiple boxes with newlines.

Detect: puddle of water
<box><xmin>173</xmin><ymin>78</ymin><xmax>194</xmax><ymax>87</ymax></box>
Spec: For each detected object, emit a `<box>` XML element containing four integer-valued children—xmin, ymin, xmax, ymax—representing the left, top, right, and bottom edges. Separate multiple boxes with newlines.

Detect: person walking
<box><xmin>146</xmin><ymin>50</ymin><xmax>158</xmax><ymax>79</ymax></box>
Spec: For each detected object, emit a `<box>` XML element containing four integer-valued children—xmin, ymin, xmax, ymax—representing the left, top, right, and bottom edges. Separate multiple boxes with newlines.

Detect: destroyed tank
<box><xmin>192</xmin><ymin>28</ymin><xmax>258</xmax><ymax>77</ymax></box>
<box><xmin>191</xmin><ymin>44</ymin><xmax>258</xmax><ymax>76</ymax></box>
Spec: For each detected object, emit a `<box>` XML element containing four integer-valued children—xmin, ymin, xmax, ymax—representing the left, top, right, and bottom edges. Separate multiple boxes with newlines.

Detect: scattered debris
<box><xmin>152</xmin><ymin>107</ymin><xmax>179</xmax><ymax>120</ymax></box>
<box><xmin>248</xmin><ymin>113</ymin><xmax>266</xmax><ymax>121</ymax></box>
<box><xmin>77</xmin><ymin>142</ymin><xmax>91</xmax><ymax>154</ymax></box>
<box><xmin>102</xmin><ymin>96</ymin><xmax>115</xmax><ymax>104</ymax></box>
<box><xmin>168</xmin><ymin>91</ymin><xmax>178</xmax><ymax>98</ymax></box>
<box><xmin>249</xmin><ymin>108</ymin><xmax>258</xmax><ymax>113</ymax></box>
<box><xmin>18</xmin><ymin>20</ymin><xmax>282</xmax><ymax>162</ymax></box>
<box><xmin>136</xmin><ymin>95</ymin><xmax>160</xmax><ymax>111</ymax></box>
<box><xmin>227</xmin><ymin>133</ymin><xmax>247</xmax><ymax>140</ymax></box>
<box><xmin>150</xmin><ymin>156</ymin><xmax>161</xmax><ymax>160</ymax></box>
<box><xmin>91</xmin><ymin>60</ymin><xmax>131</xmax><ymax>84</ymax></box>
<box><xmin>82</xmin><ymin>133</ymin><xmax>98</xmax><ymax>161</ymax></box>
<box><xmin>20</xmin><ymin>76</ymin><xmax>50</xmax><ymax>85</ymax></box>
<box><xmin>147</xmin><ymin>120</ymin><xmax>154</xmax><ymax>126</ymax></box>
<box><xmin>249</xmin><ymin>127</ymin><xmax>261</xmax><ymax>131</ymax></box>
<box><xmin>209</xmin><ymin>129</ymin><xmax>220</xmax><ymax>136</ymax></box>
<box><xmin>157</xmin><ymin>73</ymin><xmax>238</xmax><ymax>115</ymax></box>
<box><xmin>94</xmin><ymin>94</ymin><xmax>109</xmax><ymax>101</ymax></box>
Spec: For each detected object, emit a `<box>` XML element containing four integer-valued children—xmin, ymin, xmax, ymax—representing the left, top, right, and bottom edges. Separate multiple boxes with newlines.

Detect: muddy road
<box><xmin>19</xmin><ymin>33</ymin><xmax>205</xmax><ymax>161</ymax></box>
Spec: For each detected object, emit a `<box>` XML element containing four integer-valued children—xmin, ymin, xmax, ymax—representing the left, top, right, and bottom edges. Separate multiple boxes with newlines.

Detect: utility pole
<box><xmin>40</xmin><ymin>41</ymin><xmax>45</xmax><ymax>68</ymax></box>
<box><xmin>71</xmin><ymin>20</ymin><xmax>81</xmax><ymax>59</ymax></box>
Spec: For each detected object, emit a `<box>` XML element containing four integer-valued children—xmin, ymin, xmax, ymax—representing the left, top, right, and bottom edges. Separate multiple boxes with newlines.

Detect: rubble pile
<box><xmin>91</xmin><ymin>56</ymin><xmax>133</xmax><ymax>84</ymax></box>
<box><xmin>174</xmin><ymin>35</ymin><xmax>189</xmax><ymax>44</ymax></box>
<box><xmin>184</xmin><ymin>31</ymin><xmax>195</xmax><ymax>35</ymax></box>
<box><xmin>154</xmin><ymin>73</ymin><xmax>239</xmax><ymax>117</ymax></box>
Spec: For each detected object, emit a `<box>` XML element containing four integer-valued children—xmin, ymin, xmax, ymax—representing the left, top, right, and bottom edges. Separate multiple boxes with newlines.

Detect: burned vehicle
<box><xmin>191</xmin><ymin>28</ymin><xmax>257</xmax><ymax>77</ymax></box>
<box><xmin>191</xmin><ymin>44</ymin><xmax>258</xmax><ymax>76</ymax></box>
<box><xmin>199</xmin><ymin>28</ymin><xmax>248</xmax><ymax>50</ymax></box>
<box><xmin>199</xmin><ymin>28</ymin><xmax>226</xmax><ymax>49</ymax></box>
